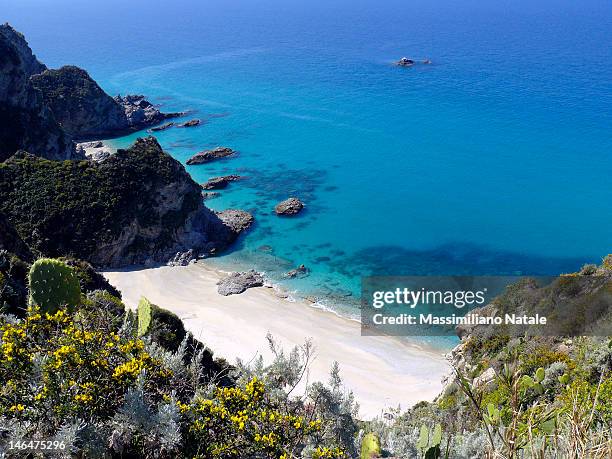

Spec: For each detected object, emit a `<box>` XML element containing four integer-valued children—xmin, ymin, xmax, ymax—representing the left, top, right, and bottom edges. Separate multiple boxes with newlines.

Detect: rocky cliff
<box><xmin>0</xmin><ymin>24</ymin><xmax>76</xmax><ymax>161</ymax></box>
<box><xmin>0</xmin><ymin>137</ymin><xmax>251</xmax><ymax>267</ymax></box>
<box><xmin>30</xmin><ymin>67</ymin><xmax>179</xmax><ymax>139</ymax></box>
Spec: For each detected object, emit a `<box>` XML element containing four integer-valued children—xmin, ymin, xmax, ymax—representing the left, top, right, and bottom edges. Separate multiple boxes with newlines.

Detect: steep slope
<box><xmin>0</xmin><ymin>24</ymin><xmax>75</xmax><ymax>161</ymax></box>
<box><xmin>0</xmin><ymin>137</ymin><xmax>250</xmax><ymax>267</ymax></box>
<box><xmin>30</xmin><ymin>66</ymin><xmax>180</xmax><ymax>139</ymax></box>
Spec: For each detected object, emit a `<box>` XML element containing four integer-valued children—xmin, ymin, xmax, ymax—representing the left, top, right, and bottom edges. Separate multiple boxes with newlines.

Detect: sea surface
<box><xmin>5</xmin><ymin>0</ymin><xmax>612</xmax><ymax>320</ymax></box>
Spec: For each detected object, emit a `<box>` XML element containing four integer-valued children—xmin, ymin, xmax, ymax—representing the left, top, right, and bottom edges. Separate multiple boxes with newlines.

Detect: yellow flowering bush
<box><xmin>0</xmin><ymin>305</ymin><xmax>172</xmax><ymax>425</ymax></box>
<box><xmin>185</xmin><ymin>377</ymin><xmax>346</xmax><ymax>459</ymax></box>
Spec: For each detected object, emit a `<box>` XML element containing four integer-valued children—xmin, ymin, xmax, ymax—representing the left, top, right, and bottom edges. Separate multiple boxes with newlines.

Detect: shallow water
<box><xmin>6</xmin><ymin>0</ymin><xmax>611</xmax><ymax>318</ymax></box>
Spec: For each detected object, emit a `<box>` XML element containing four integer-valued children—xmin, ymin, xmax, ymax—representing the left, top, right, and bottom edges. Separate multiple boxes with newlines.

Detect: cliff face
<box><xmin>30</xmin><ymin>67</ymin><xmax>179</xmax><ymax>140</ymax></box>
<box><xmin>30</xmin><ymin>66</ymin><xmax>129</xmax><ymax>139</ymax></box>
<box><xmin>0</xmin><ymin>137</ymin><xmax>249</xmax><ymax>267</ymax></box>
<box><xmin>0</xmin><ymin>24</ymin><xmax>76</xmax><ymax>161</ymax></box>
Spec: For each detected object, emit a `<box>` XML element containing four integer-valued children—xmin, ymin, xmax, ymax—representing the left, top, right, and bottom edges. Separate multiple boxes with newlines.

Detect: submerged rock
<box><xmin>202</xmin><ymin>191</ymin><xmax>220</xmax><ymax>200</ymax></box>
<box><xmin>201</xmin><ymin>175</ymin><xmax>242</xmax><ymax>190</ymax></box>
<box><xmin>217</xmin><ymin>270</ymin><xmax>264</xmax><ymax>296</ymax></box>
<box><xmin>187</xmin><ymin>147</ymin><xmax>236</xmax><ymax>165</ymax></box>
<box><xmin>274</xmin><ymin>197</ymin><xmax>304</xmax><ymax>216</ymax></box>
<box><xmin>177</xmin><ymin>119</ymin><xmax>201</xmax><ymax>128</ymax></box>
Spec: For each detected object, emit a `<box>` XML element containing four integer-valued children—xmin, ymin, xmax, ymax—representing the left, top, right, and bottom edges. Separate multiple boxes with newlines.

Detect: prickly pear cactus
<box><xmin>28</xmin><ymin>258</ymin><xmax>82</xmax><ymax>313</ymax></box>
<box><xmin>360</xmin><ymin>432</ymin><xmax>382</xmax><ymax>459</ymax></box>
<box><xmin>137</xmin><ymin>296</ymin><xmax>154</xmax><ymax>337</ymax></box>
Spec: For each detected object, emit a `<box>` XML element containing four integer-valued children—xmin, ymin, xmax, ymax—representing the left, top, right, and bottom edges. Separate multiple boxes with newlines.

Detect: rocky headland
<box><xmin>0</xmin><ymin>137</ymin><xmax>252</xmax><ymax>267</ymax></box>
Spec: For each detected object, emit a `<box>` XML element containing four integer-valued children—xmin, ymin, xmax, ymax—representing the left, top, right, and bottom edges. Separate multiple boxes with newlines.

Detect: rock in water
<box><xmin>216</xmin><ymin>209</ymin><xmax>254</xmax><ymax>235</ymax></box>
<box><xmin>285</xmin><ymin>264</ymin><xmax>309</xmax><ymax>278</ymax></box>
<box><xmin>186</xmin><ymin>147</ymin><xmax>236</xmax><ymax>165</ymax></box>
<box><xmin>177</xmin><ymin>119</ymin><xmax>201</xmax><ymax>128</ymax></box>
<box><xmin>217</xmin><ymin>270</ymin><xmax>264</xmax><ymax>296</ymax></box>
<box><xmin>395</xmin><ymin>57</ymin><xmax>415</xmax><ymax>66</ymax></box>
<box><xmin>274</xmin><ymin>197</ymin><xmax>304</xmax><ymax>216</ymax></box>
<box><xmin>201</xmin><ymin>175</ymin><xmax>242</xmax><ymax>190</ymax></box>
<box><xmin>149</xmin><ymin>122</ymin><xmax>175</xmax><ymax>132</ymax></box>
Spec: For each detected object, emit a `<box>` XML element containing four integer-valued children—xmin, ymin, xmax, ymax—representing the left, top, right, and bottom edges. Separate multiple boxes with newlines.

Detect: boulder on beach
<box><xmin>201</xmin><ymin>175</ymin><xmax>242</xmax><ymax>190</ymax></box>
<box><xmin>274</xmin><ymin>197</ymin><xmax>304</xmax><ymax>216</ymax></box>
<box><xmin>186</xmin><ymin>147</ymin><xmax>236</xmax><ymax>165</ymax></box>
<box><xmin>177</xmin><ymin>119</ymin><xmax>201</xmax><ymax>128</ymax></box>
<box><xmin>217</xmin><ymin>270</ymin><xmax>264</xmax><ymax>296</ymax></box>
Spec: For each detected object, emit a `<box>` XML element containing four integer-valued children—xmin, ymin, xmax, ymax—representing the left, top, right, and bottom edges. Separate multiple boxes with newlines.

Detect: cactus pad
<box><xmin>28</xmin><ymin>258</ymin><xmax>82</xmax><ymax>313</ymax></box>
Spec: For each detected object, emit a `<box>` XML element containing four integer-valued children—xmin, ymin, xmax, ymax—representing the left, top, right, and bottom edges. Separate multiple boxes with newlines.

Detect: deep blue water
<box><xmin>4</xmin><ymin>0</ymin><xmax>612</xmax><ymax>317</ymax></box>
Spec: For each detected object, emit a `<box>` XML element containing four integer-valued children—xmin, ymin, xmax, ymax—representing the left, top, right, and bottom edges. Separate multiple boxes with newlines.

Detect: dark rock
<box><xmin>201</xmin><ymin>175</ymin><xmax>242</xmax><ymax>190</ymax></box>
<box><xmin>396</xmin><ymin>57</ymin><xmax>415</xmax><ymax>67</ymax></box>
<box><xmin>149</xmin><ymin>122</ymin><xmax>175</xmax><ymax>132</ymax></box>
<box><xmin>0</xmin><ymin>25</ymin><xmax>76</xmax><ymax>161</ymax></box>
<box><xmin>177</xmin><ymin>119</ymin><xmax>201</xmax><ymax>128</ymax></box>
<box><xmin>274</xmin><ymin>197</ymin><xmax>304</xmax><ymax>216</ymax></box>
<box><xmin>186</xmin><ymin>147</ymin><xmax>236</xmax><ymax>165</ymax></box>
<box><xmin>115</xmin><ymin>94</ymin><xmax>182</xmax><ymax>131</ymax></box>
<box><xmin>167</xmin><ymin>249</ymin><xmax>196</xmax><ymax>266</ymax></box>
<box><xmin>285</xmin><ymin>264</ymin><xmax>309</xmax><ymax>278</ymax></box>
<box><xmin>217</xmin><ymin>270</ymin><xmax>264</xmax><ymax>296</ymax></box>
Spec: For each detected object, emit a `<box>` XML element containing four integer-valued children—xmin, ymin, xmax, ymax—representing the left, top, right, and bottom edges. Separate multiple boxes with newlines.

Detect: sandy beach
<box><xmin>103</xmin><ymin>263</ymin><xmax>450</xmax><ymax>419</ymax></box>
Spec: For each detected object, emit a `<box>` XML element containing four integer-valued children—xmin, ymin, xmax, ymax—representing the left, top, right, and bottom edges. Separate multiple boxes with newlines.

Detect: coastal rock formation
<box><xmin>76</xmin><ymin>141</ymin><xmax>113</xmax><ymax>162</ymax></box>
<box><xmin>0</xmin><ymin>23</ymin><xmax>47</xmax><ymax>77</ymax></box>
<box><xmin>274</xmin><ymin>197</ymin><xmax>304</xmax><ymax>216</ymax></box>
<box><xmin>0</xmin><ymin>24</ymin><xmax>76</xmax><ymax>161</ymax></box>
<box><xmin>0</xmin><ymin>137</ymin><xmax>251</xmax><ymax>267</ymax></box>
<box><xmin>149</xmin><ymin>122</ymin><xmax>175</xmax><ymax>132</ymax></box>
<box><xmin>216</xmin><ymin>209</ymin><xmax>254</xmax><ymax>236</ymax></box>
<box><xmin>217</xmin><ymin>270</ymin><xmax>264</xmax><ymax>296</ymax></box>
<box><xmin>396</xmin><ymin>57</ymin><xmax>415</xmax><ymax>67</ymax></box>
<box><xmin>30</xmin><ymin>67</ymin><xmax>181</xmax><ymax>139</ymax></box>
<box><xmin>167</xmin><ymin>249</ymin><xmax>196</xmax><ymax>267</ymax></box>
<box><xmin>186</xmin><ymin>147</ymin><xmax>236</xmax><ymax>165</ymax></box>
<box><xmin>177</xmin><ymin>119</ymin><xmax>201</xmax><ymax>128</ymax></box>
<box><xmin>201</xmin><ymin>175</ymin><xmax>242</xmax><ymax>190</ymax></box>
<box><xmin>285</xmin><ymin>264</ymin><xmax>309</xmax><ymax>278</ymax></box>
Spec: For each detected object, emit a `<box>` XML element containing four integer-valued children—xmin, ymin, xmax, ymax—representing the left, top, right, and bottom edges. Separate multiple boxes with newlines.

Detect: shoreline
<box><xmin>103</xmin><ymin>262</ymin><xmax>451</xmax><ymax>419</ymax></box>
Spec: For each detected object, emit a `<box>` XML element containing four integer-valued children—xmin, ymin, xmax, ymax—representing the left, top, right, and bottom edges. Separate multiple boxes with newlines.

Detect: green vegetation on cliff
<box><xmin>0</xmin><ymin>137</ymin><xmax>213</xmax><ymax>266</ymax></box>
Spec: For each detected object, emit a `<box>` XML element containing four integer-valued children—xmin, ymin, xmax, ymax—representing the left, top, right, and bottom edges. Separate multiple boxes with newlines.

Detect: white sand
<box><xmin>103</xmin><ymin>263</ymin><xmax>450</xmax><ymax>419</ymax></box>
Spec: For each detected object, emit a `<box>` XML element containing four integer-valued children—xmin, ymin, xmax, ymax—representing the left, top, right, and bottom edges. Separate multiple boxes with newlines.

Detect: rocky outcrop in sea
<box><xmin>187</xmin><ymin>147</ymin><xmax>236</xmax><ymax>165</ymax></box>
<box><xmin>275</xmin><ymin>197</ymin><xmax>304</xmax><ymax>216</ymax></box>
<box><xmin>201</xmin><ymin>175</ymin><xmax>242</xmax><ymax>190</ymax></box>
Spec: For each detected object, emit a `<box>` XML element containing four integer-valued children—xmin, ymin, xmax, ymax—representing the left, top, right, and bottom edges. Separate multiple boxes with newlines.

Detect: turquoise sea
<box><xmin>5</xmin><ymin>0</ymin><xmax>612</xmax><ymax>319</ymax></box>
